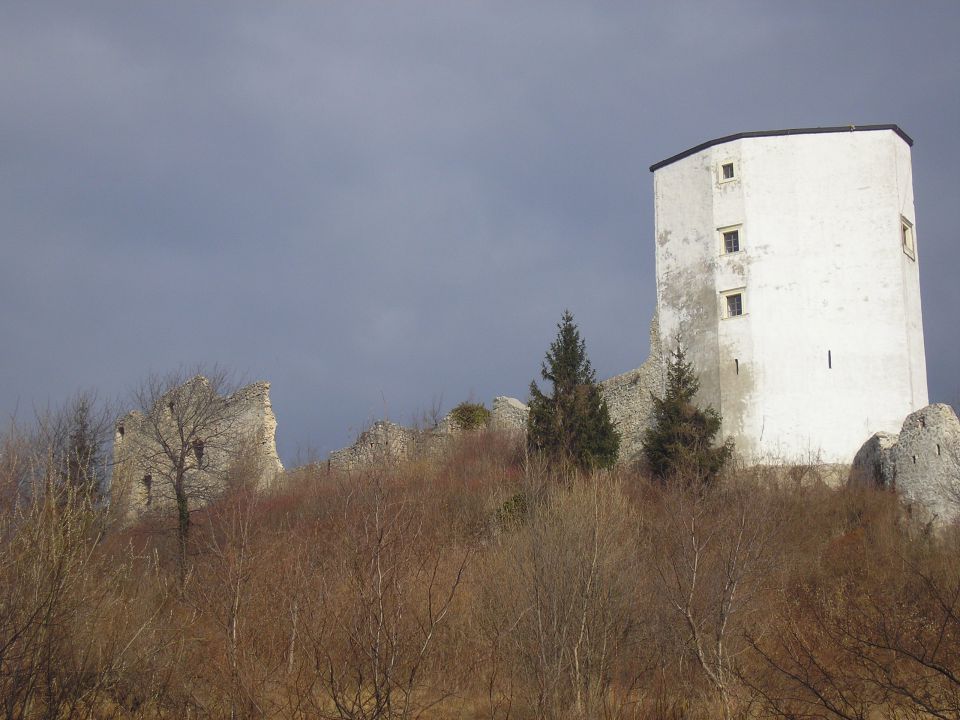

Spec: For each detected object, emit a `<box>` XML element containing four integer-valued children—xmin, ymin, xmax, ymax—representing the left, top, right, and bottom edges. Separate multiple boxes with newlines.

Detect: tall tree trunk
<box><xmin>175</xmin><ymin>475</ymin><xmax>190</xmax><ymax>589</ymax></box>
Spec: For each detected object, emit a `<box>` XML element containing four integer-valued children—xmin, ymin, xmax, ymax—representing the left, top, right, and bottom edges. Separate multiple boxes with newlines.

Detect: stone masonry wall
<box><xmin>850</xmin><ymin>403</ymin><xmax>960</xmax><ymax>526</ymax></box>
<box><xmin>490</xmin><ymin>396</ymin><xmax>529</xmax><ymax>432</ymax></box>
<box><xmin>328</xmin><ymin>315</ymin><xmax>666</xmax><ymax>470</ymax></box>
<box><xmin>327</xmin><ymin>408</ymin><xmax>500</xmax><ymax>471</ymax></box>
<box><xmin>599</xmin><ymin>316</ymin><xmax>665</xmax><ymax>466</ymax></box>
<box><xmin>328</xmin><ymin>420</ymin><xmax>422</xmax><ymax>470</ymax></box>
<box><xmin>112</xmin><ymin>377</ymin><xmax>283</xmax><ymax>520</ymax></box>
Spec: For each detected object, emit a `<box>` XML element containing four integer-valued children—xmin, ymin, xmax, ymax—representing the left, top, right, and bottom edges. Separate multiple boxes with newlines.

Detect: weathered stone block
<box><xmin>849</xmin><ymin>403</ymin><xmax>960</xmax><ymax>525</ymax></box>
<box><xmin>490</xmin><ymin>396</ymin><xmax>529</xmax><ymax>432</ymax></box>
<box><xmin>600</xmin><ymin>316</ymin><xmax>664</xmax><ymax>466</ymax></box>
<box><xmin>328</xmin><ymin>420</ymin><xmax>419</xmax><ymax>470</ymax></box>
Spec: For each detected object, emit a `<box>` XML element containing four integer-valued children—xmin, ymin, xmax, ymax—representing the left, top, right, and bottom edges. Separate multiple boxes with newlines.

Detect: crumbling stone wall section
<box><xmin>328</xmin><ymin>316</ymin><xmax>666</xmax><ymax>471</ymax></box>
<box><xmin>849</xmin><ymin>432</ymin><xmax>899</xmax><ymax>488</ymax></box>
<box><xmin>328</xmin><ymin>420</ymin><xmax>423</xmax><ymax>470</ymax></box>
<box><xmin>112</xmin><ymin>377</ymin><xmax>283</xmax><ymax>519</ymax></box>
<box><xmin>600</xmin><ymin>316</ymin><xmax>665</xmax><ymax>466</ymax></box>
<box><xmin>328</xmin><ymin>408</ymin><xmax>494</xmax><ymax>471</ymax></box>
<box><xmin>231</xmin><ymin>381</ymin><xmax>284</xmax><ymax>476</ymax></box>
<box><xmin>850</xmin><ymin>403</ymin><xmax>960</xmax><ymax>525</ymax></box>
<box><xmin>490</xmin><ymin>396</ymin><xmax>529</xmax><ymax>432</ymax></box>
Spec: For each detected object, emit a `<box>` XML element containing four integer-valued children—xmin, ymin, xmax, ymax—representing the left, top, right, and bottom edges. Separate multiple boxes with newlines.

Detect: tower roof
<box><xmin>649</xmin><ymin>124</ymin><xmax>913</xmax><ymax>172</ymax></box>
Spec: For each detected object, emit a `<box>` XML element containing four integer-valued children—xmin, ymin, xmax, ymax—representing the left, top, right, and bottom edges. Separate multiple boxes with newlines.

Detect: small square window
<box><xmin>721</xmin><ymin>289</ymin><xmax>746</xmax><ymax>318</ymax></box>
<box><xmin>723</xmin><ymin>229</ymin><xmax>740</xmax><ymax>253</ymax></box>
<box><xmin>718</xmin><ymin>224</ymin><xmax>743</xmax><ymax>254</ymax></box>
<box><xmin>901</xmin><ymin>217</ymin><xmax>915</xmax><ymax>260</ymax></box>
<box><xmin>718</xmin><ymin>160</ymin><xmax>738</xmax><ymax>183</ymax></box>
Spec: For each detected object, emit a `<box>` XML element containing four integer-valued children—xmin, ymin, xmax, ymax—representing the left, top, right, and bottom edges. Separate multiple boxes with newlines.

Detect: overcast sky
<box><xmin>2</xmin><ymin>1</ymin><xmax>958</xmax><ymax>463</ymax></box>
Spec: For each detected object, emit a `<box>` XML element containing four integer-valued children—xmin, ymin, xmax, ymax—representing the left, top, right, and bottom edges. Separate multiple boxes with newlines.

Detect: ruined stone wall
<box><xmin>112</xmin><ymin>377</ymin><xmax>283</xmax><ymax>520</ymax></box>
<box><xmin>600</xmin><ymin>317</ymin><xmax>665</xmax><ymax>466</ymax></box>
<box><xmin>328</xmin><ymin>420</ymin><xmax>423</xmax><ymax>470</ymax></box>
<box><xmin>327</xmin><ymin>316</ymin><xmax>666</xmax><ymax>470</ymax></box>
<box><xmin>231</xmin><ymin>381</ymin><xmax>284</xmax><ymax>476</ymax></box>
<box><xmin>327</xmin><ymin>408</ymin><xmax>496</xmax><ymax>471</ymax></box>
<box><xmin>490</xmin><ymin>396</ymin><xmax>529</xmax><ymax>432</ymax></box>
<box><xmin>850</xmin><ymin>403</ymin><xmax>960</xmax><ymax>525</ymax></box>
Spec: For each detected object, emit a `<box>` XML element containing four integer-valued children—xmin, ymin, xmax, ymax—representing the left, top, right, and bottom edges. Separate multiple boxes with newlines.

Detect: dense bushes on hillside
<box><xmin>2</xmin><ymin>419</ymin><xmax>959</xmax><ymax>719</ymax></box>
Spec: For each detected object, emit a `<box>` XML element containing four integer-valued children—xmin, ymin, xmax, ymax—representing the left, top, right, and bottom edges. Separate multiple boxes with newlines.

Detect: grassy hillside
<box><xmin>2</xmin><ymin>427</ymin><xmax>958</xmax><ymax>719</ymax></box>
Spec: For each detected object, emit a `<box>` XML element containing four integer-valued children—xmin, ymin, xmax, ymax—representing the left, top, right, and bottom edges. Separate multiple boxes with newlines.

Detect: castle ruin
<box><xmin>327</xmin><ymin>318</ymin><xmax>666</xmax><ymax>469</ymax></box>
<box><xmin>328</xmin><ymin>125</ymin><xmax>931</xmax><ymax>473</ymax></box>
<box><xmin>112</xmin><ymin>376</ymin><xmax>283</xmax><ymax>519</ymax></box>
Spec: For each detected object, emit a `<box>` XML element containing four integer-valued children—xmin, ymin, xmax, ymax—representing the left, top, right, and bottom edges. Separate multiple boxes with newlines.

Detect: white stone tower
<box><xmin>651</xmin><ymin>125</ymin><xmax>927</xmax><ymax>464</ymax></box>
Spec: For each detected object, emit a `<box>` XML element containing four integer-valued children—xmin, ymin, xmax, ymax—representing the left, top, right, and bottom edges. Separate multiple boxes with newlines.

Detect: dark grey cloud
<box><xmin>2</xmin><ymin>1</ymin><xmax>959</xmax><ymax>461</ymax></box>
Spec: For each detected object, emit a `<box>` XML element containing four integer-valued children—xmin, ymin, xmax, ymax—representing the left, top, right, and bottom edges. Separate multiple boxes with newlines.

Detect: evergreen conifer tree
<box><xmin>642</xmin><ymin>341</ymin><xmax>733</xmax><ymax>484</ymax></box>
<box><xmin>528</xmin><ymin>310</ymin><xmax>620</xmax><ymax>470</ymax></box>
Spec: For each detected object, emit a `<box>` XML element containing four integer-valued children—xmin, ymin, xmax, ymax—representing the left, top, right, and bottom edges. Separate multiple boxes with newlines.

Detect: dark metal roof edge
<box><xmin>649</xmin><ymin>125</ymin><xmax>913</xmax><ymax>172</ymax></box>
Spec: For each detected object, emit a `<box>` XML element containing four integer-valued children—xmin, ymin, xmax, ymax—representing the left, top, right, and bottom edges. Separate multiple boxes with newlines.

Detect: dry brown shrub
<box><xmin>0</xmin><ymin>431</ymin><xmax>178</xmax><ymax>719</ymax></box>
<box><xmin>7</xmin><ymin>410</ymin><xmax>960</xmax><ymax>720</ymax></box>
<box><xmin>743</xmin><ymin>487</ymin><xmax>960</xmax><ymax>719</ymax></box>
<box><xmin>472</xmin><ymin>475</ymin><xmax>640</xmax><ymax>720</ymax></box>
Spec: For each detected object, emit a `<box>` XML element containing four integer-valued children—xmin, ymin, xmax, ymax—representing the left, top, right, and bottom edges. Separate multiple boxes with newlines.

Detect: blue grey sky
<box><xmin>2</xmin><ymin>1</ymin><xmax>958</xmax><ymax>462</ymax></box>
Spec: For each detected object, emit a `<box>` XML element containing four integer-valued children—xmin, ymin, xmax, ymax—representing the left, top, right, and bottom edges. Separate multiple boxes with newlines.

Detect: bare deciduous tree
<box><xmin>647</xmin><ymin>478</ymin><xmax>784</xmax><ymax>719</ymax></box>
<box><xmin>746</xmin><ymin>524</ymin><xmax>960</xmax><ymax>719</ymax></box>
<box><xmin>306</xmin><ymin>474</ymin><xmax>468</xmax><ymax>720</ymax></box>
<box><xmin>0</xmin><ymin>425</ymin><xmax>170</xmax><ymax>720</ymax></box>
<box><xmin>117</xmin><ymin>367</ymin><xmax>244</xmax><ymax>584</ymax></box>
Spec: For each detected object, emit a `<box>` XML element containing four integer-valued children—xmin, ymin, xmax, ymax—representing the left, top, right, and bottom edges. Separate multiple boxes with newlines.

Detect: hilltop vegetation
<box><xmin>3</xmin><ymin>416</ymin><xmax>960</xmax><ymax>720</ymax></box>
<box><xmin>528</xmin><ymin>310</ymin><xmax>620</xmax><ymax>471</ymax></box>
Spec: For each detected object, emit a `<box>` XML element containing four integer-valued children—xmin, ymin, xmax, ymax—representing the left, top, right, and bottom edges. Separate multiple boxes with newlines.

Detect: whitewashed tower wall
<box><xmin>652</xmin><ymin>126</ymin><xmax>927</xmax><ymax>463</ymax></box>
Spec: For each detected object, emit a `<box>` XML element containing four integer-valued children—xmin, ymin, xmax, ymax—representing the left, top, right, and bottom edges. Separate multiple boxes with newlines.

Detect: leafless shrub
<box><xmin>33</xmin><ymin>390</ymin><xmax>115</xmax><ymax>505</ymax></box>
<box><xmin>289</xmin><ymin>472</ymin><xmax>468</xmax><ymax>720</ymax></box>
<box><xmin>410</xmin><ymin>394</ymin><xmax>444</xmax><ymax>432</ymax></box>
<box><xmin>745</xmin><ymin>502</ymin><xmax>960</xmax><ymax>719</ymax></box>
<box><xmin>476</xmin><ymin>476</ymin><xmax>639</xmax><ymax>719</ymax></box>
<box><xmin>6</xmin><ymin>401</ymin><xmax>960</xmax><ymax>719</ymax></box>
<box><xmin>642</xmin><ymin>474</ymin><xmax>788</xmax><ymax>719</ymax></box>
<box><xmin>0</xmin><ymin>436</ymin><xmax>170</xmax><ymax>720</ymax></box>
